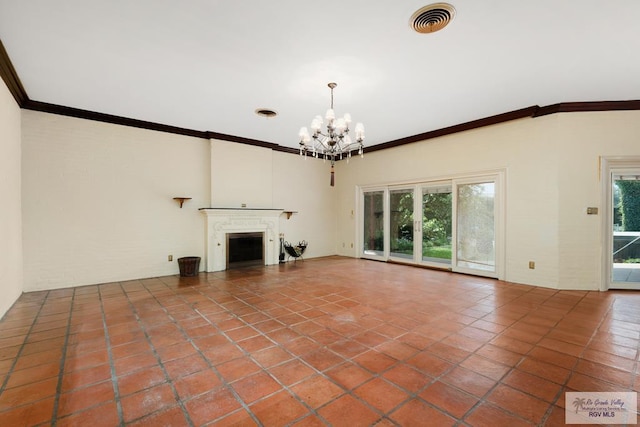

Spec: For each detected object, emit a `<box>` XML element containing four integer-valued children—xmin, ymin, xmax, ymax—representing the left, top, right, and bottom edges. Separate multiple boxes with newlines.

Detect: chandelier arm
<box><xmin>311</xmin><ymin>138</ymin><xmax>332</xmax><ymax>151</ymax></box>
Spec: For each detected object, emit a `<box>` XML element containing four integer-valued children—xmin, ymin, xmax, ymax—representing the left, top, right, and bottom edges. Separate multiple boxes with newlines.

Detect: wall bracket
<box><xmin>173</xmin><ymin>197</ymin><xmax>192</xmax><ymax>208</ymax></box>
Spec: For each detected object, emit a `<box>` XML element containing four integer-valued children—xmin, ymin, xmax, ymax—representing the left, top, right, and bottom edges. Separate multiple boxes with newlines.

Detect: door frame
<box><xmin>358</xmin><ymin>186</ymin><xmax>387</xmax><ymax>262</ymax></box>
<box><xmin>452</xmin><ymin>174</ymin><xmax>505</xmax><ymax>279</ymax></box>
<box><xmin>417</xmin><ymin>181</ymin><xmax>454</xmax><ymax>269</ymax></box>
<box><xmin>601</xmin><ymin>156</ymin><xmax>640</xmax><ymax>290</ymax></box>
<box><xmin>387</xmin><ymin>184</ymin><xmax>418</xmax><ymax>263</ymax></box>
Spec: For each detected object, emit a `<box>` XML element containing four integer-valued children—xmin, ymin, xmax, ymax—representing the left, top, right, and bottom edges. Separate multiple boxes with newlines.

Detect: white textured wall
<box><xmin>210</xmin><ymin>140</ymin><xmax>273</xmax><ymax>208</ymax></box>
<box><xmin>336</xmin><ymin>111</ymin><xmax>640</xmax><ymax>290</ymax></box>
<box><xmin>555</xmin><ymin>111</ymin><xmax>640</xmax><ymax>289</ymax></box>
<box><xmin>21</xmin><ymin>111</ymin><xmax>211</xmax><ymax>291</ymax></box>
<box><xmin>0</xmin><ymin>80</ymin><xmax>23</xmax><ymax>318</ymax></box>
<box><xmin>272</xmin><ymin>151</ymin><xmax>338</xmax><ymax>259</ymax></box>
<box><xmin>18</xmin><ymin>106</ymin><xmax>640</xmax><ymax>292</ymax></box>
<box><xmin>209</xmin><ymin>139</ymin><xmax>338</xmax><ymax>260</ymax></box>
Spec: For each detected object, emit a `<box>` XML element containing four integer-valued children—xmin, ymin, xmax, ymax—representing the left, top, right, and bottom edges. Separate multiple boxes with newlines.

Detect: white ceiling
<box><xmin>1</xmin><ymin>0</ymin><xmax>639</xmax><ymax>150</ymax></box>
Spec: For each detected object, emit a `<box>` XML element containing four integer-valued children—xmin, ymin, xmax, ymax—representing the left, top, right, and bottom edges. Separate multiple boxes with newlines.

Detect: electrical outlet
<box><xmin>168</xmin><ymin>255</ymin><xmax>173</xmax><ymax>262</ymax></box>
<box><xmin>350</xmin><ymin>243</ymin><xmax>354</xmax><ymax>248</ymax></box>
<box><xmin>529</xmin><ymin>261</ymin><xmax>535</xmax><ymax>269</ymax></box>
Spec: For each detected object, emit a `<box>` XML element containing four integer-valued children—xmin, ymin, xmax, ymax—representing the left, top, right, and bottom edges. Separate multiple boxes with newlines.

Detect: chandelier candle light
<box><xmin>298</xmin><ymin>82</ymin><xmax>365</xmax><ymax>186</ymax></box>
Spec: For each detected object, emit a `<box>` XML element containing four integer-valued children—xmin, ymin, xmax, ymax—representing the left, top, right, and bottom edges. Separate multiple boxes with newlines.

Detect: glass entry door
<box><xmin>610</xmin><ymin>171</ymin><xmax>640</xmax><ymax>289</ymax></box>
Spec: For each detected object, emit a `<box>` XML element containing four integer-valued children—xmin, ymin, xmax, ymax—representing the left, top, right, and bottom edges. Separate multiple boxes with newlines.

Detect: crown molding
<box><xmin>0</xmin><ymin>40</ymin><xmax>28</xmax><ymax>106</ymax></box>
<box><xmin>204</xmin><ymin>131</ymin><xmax>298</xmax><ymax>154</ymax></box>
<box><xmin>366</xmin><ymin>106</ymin><xmax>540</xmax><ymax>153</ymax></box>
<box><xmin>534</xmin><ymin>100</ymin><xmax>640</xmax><ymax>117</ymax></box>
<box><xmin>1</xmin><ymin>38</ymin><xmax>639</xmax><ymax>156</ymax></box>
<box><xmin>24</xmin><ymin>99</ymin><xmax>209</xmax><ymax>139</ymax></box>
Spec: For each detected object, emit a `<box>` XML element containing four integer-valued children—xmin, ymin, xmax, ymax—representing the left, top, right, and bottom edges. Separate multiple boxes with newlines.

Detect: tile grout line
<box><xmin>407</xmin><ymin>304</ymin><xmax>521</xmax><ymax>423</ymax></box>
<box><xmin>410</xmin><ymin>286</ymin><xmax>555</xmax><ymax>426</ymax></box>
<box><xmin>193</xmin><ymin>308</ymin><xmax>310</xmax><ymax>426</ymax></box>
<box><xmin>207</xmin><ymin>279</ymin><xmax>401</xmax><ymax>422</ymax></box>
<box><xmin>192</xmin><ymin>278</ymin><xmax>413</xmax><ymax>426</ymax></box>
<box><xmin>459</xmin><ymin>287</ymin><xmax>566</xmax><ymax>425</ymax></box>
<box><xmin>98</xmin><ymin>285</ymin><xmax>125</xmax><ymax>426</ymax></box>
<box><xmin>222</xmin><ymin>278</ymin><xmax>472</xmax><ymax>426</ymax></box>
<box><xmin>166</xmin><ymin>280</ymin><xmax>315</xmax><ymax>418</ymax></box>
<box><xmin>3</xmin><ymin>260</ymin><xmax>639</xmax><ymax>425</ymax></box>
<box><xmin>218</xmin><ymin>298</ymin><xmax>339</xmax><ymax>426</ymax></box>
<box><xmin>289</xmin><ymin>273</ymin><xmax>621</xmax><ymax>425</ymax></box>
<box><xmin>161</xmin><ymin>276</ymin><xmax>340</xmax><ymax>425</ymax></box>
<box><xmin>50</xmin><ymin>288</ymin><xmax>76</xmax><ymax>425</ymax></box>
<box><xmin>154</xmin><ymin>284</ymin><xmax>266</xmax><ymax>425</ymax></box>
<box><xmin>163</xmin><ymin>277</ymin><xmax>308</xmax><ymax>425</ymax></box>
<box><xmin>0</xmin><ymin>292</ymin><xmax>51</xmax><ymax>395</ymax></box>
<box><xmin>535</xmin><ymin>290</ymin><xmax>596</xmax><ymax>426</ymax></box>
<box><xmin>544</xmin><ymin>292</ymin><xmax>635</xmax><ymax>422</ymax></box>
<box><xmin>453</xmin><ymin>288</ymin><xmax>611</xmax><ymax>426</ymax></box>
<box><xmin>118</xmin><ymin>281</ymin><xmax>196</xmax><ymax>427</ymax></box>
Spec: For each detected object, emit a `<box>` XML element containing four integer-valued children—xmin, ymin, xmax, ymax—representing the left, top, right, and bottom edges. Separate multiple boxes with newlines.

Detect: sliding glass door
<box><xmin>363</xmin><ymin>190</ymin><xmax>385</xmax><ymax>259</ymax></box>
<box><xmin>360</xmin><ymin>173</ymin><xmax>502</xmax><ymax>279</ymax></box>
<box><xmin>454</xmin><ymin>180</ymin><xmax>496</xmax><ymax>275</ymax></box>
<box><xmin>389</xmin><ymin>188</ymin><xmax>415</xmax><ymax>261</ymax></box>
<box><xmin>421</xmin><ymin>185</ymin><xmax>452</xmax><ymax>266</ymax></box>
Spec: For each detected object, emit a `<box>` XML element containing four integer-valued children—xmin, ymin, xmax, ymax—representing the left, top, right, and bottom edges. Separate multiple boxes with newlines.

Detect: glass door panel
<box><xmin>360</xmin><ymin>173</ymin><xmax>502</xmax><ymax>279</ymax></box>
<box><xmin>456</xmin><ymin>182</ymin><xmax>496</xmax><ymax>273</ymax></box>
<box><xmin>421</xmin><ymin>185</ymin><xmax>452</xmax><ymax>265</ymax></box>
<box><xmin>610</xmin><ymin>173</ymin><xmax>640</xmax><ymax>288</ymax></box>
<box><xmin>363</xmin><ymin>191</ymin><xmax>384</xmax><ymax>257</ymax></box>
<box><xmin>390</xmin><ymin>189</ymin><xmax>414</xmax><ymax>260</ymax></box>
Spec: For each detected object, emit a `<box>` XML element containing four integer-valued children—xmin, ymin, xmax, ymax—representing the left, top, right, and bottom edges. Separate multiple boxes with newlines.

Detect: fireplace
<box><xmin>227</xmin><ymin>232</ymin><xmax>264</xmax><ymax>269</ymax></box>
<box><xmin>200</xmin><ymin>208</ymin><xmax>283</xmax><ymax>272</ymax></box>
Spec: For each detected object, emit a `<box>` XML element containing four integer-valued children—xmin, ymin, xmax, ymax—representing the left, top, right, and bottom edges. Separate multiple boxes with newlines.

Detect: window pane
<box><xmin>457</xmin><ymin>182</ymin><xmax>495</xmax><ymax>271</ymax></box>
<box><xmin>422</xmin><ymin>187</ymin><xmax>452</xmax><ymax>264</ymax></box>
<box><xmin>363</xmin><ymin>191</ymin><xmax>384</xmax><ymax>256</ymax></box>
<box><xmin>390</xmin><ymin>189</ymin><xmax>414</xmax><ymax>259</ymax></box>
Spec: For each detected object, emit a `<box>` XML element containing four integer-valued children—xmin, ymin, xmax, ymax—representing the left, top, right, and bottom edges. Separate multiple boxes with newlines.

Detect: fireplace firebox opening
<box><xmin>226</xmin><ymin>232</ymin><xmax>265</xmax><ymax>269</ymax></box>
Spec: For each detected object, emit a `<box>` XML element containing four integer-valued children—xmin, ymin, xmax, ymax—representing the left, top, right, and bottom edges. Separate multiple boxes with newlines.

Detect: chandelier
<box><xmin>298</xmin><ymin>82</ymin><xmax>365</xmax><ymax>186</ymax></box>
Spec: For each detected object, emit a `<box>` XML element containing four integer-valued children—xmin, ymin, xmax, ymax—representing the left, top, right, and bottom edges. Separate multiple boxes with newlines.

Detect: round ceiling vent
<box><xmin>410</xmin><ymin>3</ymin><xmax>456</xmax><ymax>34</ymax></box>
<box><xmin>255</xmin><ymin>108</ymin><xmax>278</xmax><ymax>118</ymax></box>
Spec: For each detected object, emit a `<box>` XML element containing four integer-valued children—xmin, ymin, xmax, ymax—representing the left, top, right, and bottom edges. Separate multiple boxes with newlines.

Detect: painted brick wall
<box><xmin>21</xmin><ymin>111</ymin><xmax>211</xmax><ymax>291</ymax></box>
<box><xmin>0</xmin><ymin>79</ymin><xmax>23</xmax><ymax>318</ymax></box>
<box><xmin>336</xmin><ymin>111</ymin><xmax>640</xmax><ymax>290</ymax></box>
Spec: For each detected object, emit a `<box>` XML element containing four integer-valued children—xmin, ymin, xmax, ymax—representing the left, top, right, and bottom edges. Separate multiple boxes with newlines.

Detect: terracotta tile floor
<box><xmin>1</xmin><ymin>256</ymin><xmax>639</xmax><ymax>426</ymax></box>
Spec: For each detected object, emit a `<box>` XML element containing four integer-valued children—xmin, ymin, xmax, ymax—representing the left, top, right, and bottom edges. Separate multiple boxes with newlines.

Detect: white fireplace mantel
<box><xmin>200</xmin><ymin>208</ymin><xmax>284</xmax><ymax>272</ymax></box>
